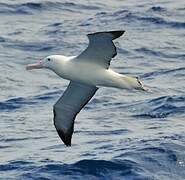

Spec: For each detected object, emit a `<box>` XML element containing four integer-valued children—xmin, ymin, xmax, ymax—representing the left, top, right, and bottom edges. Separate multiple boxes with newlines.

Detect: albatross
<box><xmin>26</xmin><ymin>31</ymin><xmax>146</xmax><ymax>146</ymax></box>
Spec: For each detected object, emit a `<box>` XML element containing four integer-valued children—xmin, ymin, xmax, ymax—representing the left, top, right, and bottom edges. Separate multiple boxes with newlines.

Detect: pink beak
<box><xmin>26</xmin><ymin>61</ymin><xmax>43</xmax><ymax>70</ymax></box>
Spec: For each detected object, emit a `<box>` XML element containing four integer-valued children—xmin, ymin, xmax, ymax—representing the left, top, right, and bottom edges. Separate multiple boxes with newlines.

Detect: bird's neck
<box><xmin>51</xmin><ymin>55</ymin><xmax>74</xmax><ymax>80</ymax></box>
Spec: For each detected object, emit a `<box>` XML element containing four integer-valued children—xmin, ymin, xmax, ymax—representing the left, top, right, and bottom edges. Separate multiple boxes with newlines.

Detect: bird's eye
<box><xmin>48</xmin><ymin>58</ymin><xmax>51</xmax><ymax>61</ymax></box>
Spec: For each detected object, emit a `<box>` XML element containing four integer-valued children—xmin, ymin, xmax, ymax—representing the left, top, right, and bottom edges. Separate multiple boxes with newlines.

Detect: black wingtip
<box><xmin>87</xmin><ymin>30</ymin><xmax>125</xmax><ymax>40</ymax></box>
<box><xmin>57</xmin><ymin>129</ymin><xmax>72</xmax><ymax>146</ymax></box>
<box><xmin>110</xmin><ymin>30</ymin><xmax>125</xmax><ymax>40</ymax></box>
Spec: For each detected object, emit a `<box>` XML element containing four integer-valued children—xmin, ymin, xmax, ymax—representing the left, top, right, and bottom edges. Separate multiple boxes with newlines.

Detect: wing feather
<box><xmin>53</xmin><ymin>81</ymin><xmax>98</xmax><ymax>146</ymax></box>
<box><xmin>75</xmin><ymin>30</ymin><xmax>125</xmax><ymax>69</ymax></box>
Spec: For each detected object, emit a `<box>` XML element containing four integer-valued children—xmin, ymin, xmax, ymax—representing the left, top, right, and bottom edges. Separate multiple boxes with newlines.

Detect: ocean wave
<box><xmin>3</xmin><ymin>137</ymin><xmax>30</xmax><ymax>142</ymax></box>
<box><xmin>75</xmin><ymin>129</ymin><xmax>130</xmax><ymax>136</ymax></box>
<box><xmin>142</xmin><ymin>67</ymin><xmax>185</xmax><ymax>79</ymax></box>
<box><xmin>138</xmin><ymin>16</ymin><xmax>185</xmax><ymax>29</ymax></box>
<box><xmin>1</xmin><ymin>145</ymin><xmax>182</xmax><ymax>179</ymax></box>
<box><xmin>0</xmin><ymin>1</ymin><xmax>100</xmax><ymax>15</ymax></box>
<box><xmin>0</xmin><ymin>159</ymin><xmax>149</xmax><ymax>179</ymax></box>
<box><xmin>140</xmin><ymin>145</ymin><xmax>179</xmax><ymax>163</ymax></box>
<box><xmin>0</xmin><ymin>90</ymin><xmax>61</xmax><ymax>111</ymax></box>
<box><xmin>4</xmin><ymin>40</ymin><xmax>55</xmax><ymax>52</ymax></box>
<box><xmin>111</xmin><ymin>9</ymin><xmax>185</xmax><ymax>29</ymax></box>
<box><xmin>0</xmin><ymin>36</ymin><xmax>6</xmax><ymax>42</ymax></box>
<box><xmin>0</xmin><ymin>2</ymin><xmax>42</xmax><ymax>15</ymax></box>
<box><xmin>0</xmin><ymin>160</ymin><xmax>34</xmax><ymax>171</ymax></box>
<box><xmin>134</xmin><ymin>47</ymin><xmax>185</xmax><ymax>61</ymax></box>
<box><xmin>0</xmin><ymin>97</ymin><xmax>31</xmax><ymax>111</ymax></box>
<box><xmin>133</xmin><ymin>95</ymin><xmax>185</xmax><ymax>118</ymax></box>
<box><xmin>84</xmin><ymin>8</ymin><xmax>185</xmax><ymax>30</ymax></box>
<box><xmin>149</xmin><ymin>6</ymin><xmax>167</xmax><ymax>12</ymax></box>
<box><xmin>0</xmin><ymin>1</ymin><xmax>185</xmax><ymax>179</ymax></box>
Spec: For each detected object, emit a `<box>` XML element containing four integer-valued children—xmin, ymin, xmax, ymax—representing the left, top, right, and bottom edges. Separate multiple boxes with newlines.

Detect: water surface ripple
<box><xmin>0</xmin><ymin>0</ymin><xmax>185</xmax><ymax>179</ymax></box>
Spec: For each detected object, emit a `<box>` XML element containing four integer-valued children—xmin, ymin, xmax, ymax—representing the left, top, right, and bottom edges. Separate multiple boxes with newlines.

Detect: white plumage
<box><xmin>26</xmin><ymin>31</ymin><xmax>146</xmax><ymax>146</ymax></box>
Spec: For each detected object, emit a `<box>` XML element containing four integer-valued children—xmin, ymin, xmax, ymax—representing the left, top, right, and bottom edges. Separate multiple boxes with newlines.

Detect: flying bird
<box><xmin>26</xmin><ymin>31</ymin><xmax>146</xmax><ymax>146</ymax></box>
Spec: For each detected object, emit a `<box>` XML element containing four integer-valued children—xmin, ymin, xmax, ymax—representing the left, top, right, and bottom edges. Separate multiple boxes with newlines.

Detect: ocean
<box><xmin>0</xmin><ymin>0</ymin><xmax>185</xmax><ymax>179</ymax></box>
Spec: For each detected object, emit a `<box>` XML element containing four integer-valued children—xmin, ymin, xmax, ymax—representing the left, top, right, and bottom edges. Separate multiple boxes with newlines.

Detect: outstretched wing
<box><xmin>76</xmin><ymin>30</ymin><xmax>125</xmax><ymax>69</ymax></box>
<box><xmin>53</xmin><ymin>81</ymin><xmax>98</xmax><ymax>146</ymax></box>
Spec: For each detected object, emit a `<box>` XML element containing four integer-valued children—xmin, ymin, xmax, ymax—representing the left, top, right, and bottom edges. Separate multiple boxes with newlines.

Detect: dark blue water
<box><xmin>0</xmin><ymin>0</ymin><xmax>185</xmax><ymax>179</ymax></box>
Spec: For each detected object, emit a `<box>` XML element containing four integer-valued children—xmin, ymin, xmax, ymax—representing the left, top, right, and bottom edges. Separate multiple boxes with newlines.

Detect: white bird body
<box><xmin>48</xmin><ymin>55</ymin><xmax>140</xmax><ymax>90</ymax></box>
<box><xmin>26</xmin><ymin>31</ymin><xmax>146</xmax><ymax>146</ymax></box>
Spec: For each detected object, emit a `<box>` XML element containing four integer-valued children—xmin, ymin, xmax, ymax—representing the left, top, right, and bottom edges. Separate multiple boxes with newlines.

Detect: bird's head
<box><xmin>26</xmin><ymin>55</ymin><xmax>63</xmax><ymax>71</ymax></box>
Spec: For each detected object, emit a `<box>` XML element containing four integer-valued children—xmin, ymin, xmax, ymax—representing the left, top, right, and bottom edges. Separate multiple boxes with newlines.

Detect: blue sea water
<box><xmin>0</xmin><ymin>0</ymin><xmax>185</xmax><ymax>179</ymax></box>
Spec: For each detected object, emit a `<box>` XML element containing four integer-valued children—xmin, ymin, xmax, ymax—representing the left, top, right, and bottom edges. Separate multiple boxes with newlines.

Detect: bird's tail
<box><xmin>135</xmin><ymin>77</ymin><xmax>150</xmax><ymax>91</ymax></box>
